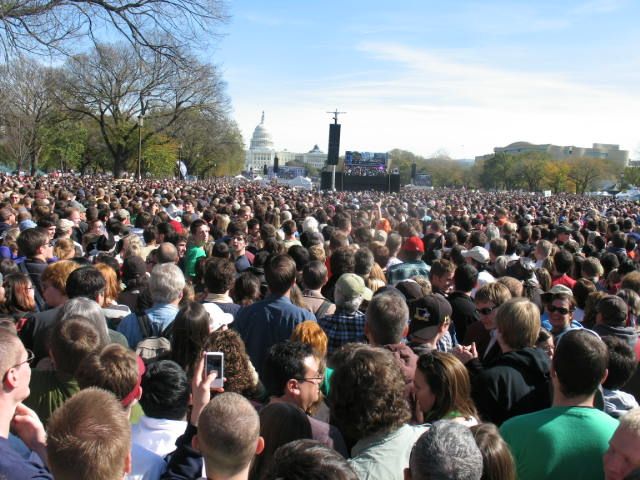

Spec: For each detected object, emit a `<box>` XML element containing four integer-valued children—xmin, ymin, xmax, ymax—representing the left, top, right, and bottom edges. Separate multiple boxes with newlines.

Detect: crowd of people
<box><xmin>2</xmin><ymin>171</ymin><xmax>640</xmax><ymax>479</ymax></box>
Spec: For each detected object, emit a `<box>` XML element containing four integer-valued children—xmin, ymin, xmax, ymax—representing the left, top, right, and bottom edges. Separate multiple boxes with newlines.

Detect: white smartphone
<box><xmin>205</xmin><ymin>352</ymin><xmax>224</xmax><ymax>389</ymax></box>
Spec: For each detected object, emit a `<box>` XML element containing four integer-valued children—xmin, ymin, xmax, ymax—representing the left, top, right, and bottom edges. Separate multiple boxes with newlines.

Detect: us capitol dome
<box><xmin>249</xmin><ymin>112</ymin><xmax>274</xmax><ymax>150</ymax></box>
<box><xmin>244</xmin><ymin>111</ymin><xmax>327</xmax><ymax>173</ymax></box>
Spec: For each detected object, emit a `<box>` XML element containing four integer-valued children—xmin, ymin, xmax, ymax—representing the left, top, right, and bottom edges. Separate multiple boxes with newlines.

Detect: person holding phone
<box><xmin>163</xmin><ymin>354</ymin><xmax>265</xmax><ymax>480</ymax></box>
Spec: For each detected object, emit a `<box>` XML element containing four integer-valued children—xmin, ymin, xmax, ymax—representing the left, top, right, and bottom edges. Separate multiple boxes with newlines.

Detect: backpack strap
<box><xmin>137</xmin><ymin>314</ymin><xmax>152</xmax><ymax>338</ymax></box>
<box><xmin>159</xmin><ymin>321</ymin><xmax>174</xmax><ymax>339</ymax></box>
<box><xmin>315</xmin><ymin>299</ymin><xmax>333</xmax><ymax>319</ymax></box>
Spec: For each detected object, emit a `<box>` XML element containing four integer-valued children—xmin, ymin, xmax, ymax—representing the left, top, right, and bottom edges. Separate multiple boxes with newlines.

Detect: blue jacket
<box><xmin>233</xmin><ymin>295</ymin><xmax>316</xmax><ymax>376</ymax></box>
<box><xmin>118</xmin><ymin>303</ymin><xmax>180</xmax><ymax>348</ymax></box>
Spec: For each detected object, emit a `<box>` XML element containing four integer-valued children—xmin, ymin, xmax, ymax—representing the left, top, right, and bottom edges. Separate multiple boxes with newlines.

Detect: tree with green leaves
<box><xmin>622</xmin><ymin>167</ymin><xmax>640</xmax><ymax>189</ymax></box>
<box><xmin>513</xmin><ymin>151</ymin><xmax>551</xmax><ymax>192</ymax></box>
<box><xmin>479</xmin><ymin>152</ymin><xmax>518</xmax><ymax>190</ymax></box>
<box><xmin>55</xmin><ymin>43</ymin><xmax>230</xmax><ymax>177</ymax></box>
<box><xmin>566</xmin><ymin>156</ymin><xmax>617</xmax><ymax>194</ymax></box>
<box><xmin>542</xmin><ymin>161</ymin><xmax>571</xmax><ymax>193</ymax></box>
<box><xmin>39</xmin><ymin>118</ymin><xmax>88</xmax><ymax>172</ymax></box>
<box><xmin>168</xmin><ymin>110</ymin><xmax>244</xmax><ymax>177</ymax></box>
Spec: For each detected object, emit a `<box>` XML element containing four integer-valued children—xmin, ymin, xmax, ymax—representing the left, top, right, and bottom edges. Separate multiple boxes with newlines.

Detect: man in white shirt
<box><xmin>132</xmin><ymin>360</ymin><xmax>189</xmax><ymax>457</ymax></box>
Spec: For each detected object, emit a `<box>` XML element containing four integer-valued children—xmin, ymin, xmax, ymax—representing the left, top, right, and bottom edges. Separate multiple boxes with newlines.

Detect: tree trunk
<box><xmin>29</xmin><ymin>150</ymin><xmax>38</xmax><ymax>176</ymax></box>
<box><xmin>113</xmin><ymin>153</ymin><xmax>126</xmax><ymax>178</ymax></box>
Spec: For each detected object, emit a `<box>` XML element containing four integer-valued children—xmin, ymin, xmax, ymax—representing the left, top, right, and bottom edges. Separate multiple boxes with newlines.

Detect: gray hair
<box><xmin>409</xmin><ymin>421</ymin><xmax>483</xmax><ymax>480</ymax></box>
<box><xmin>365</xmin><ymin>291</ymin><xmax>409</xmax><ymax>345</ymax></box>
<box><xmin>334</xmin><ymin>288</ymin><xmax>363</xmax><ymax>313</ymax></box>
<box><xmin>302</xmin><ymin>216</ymin><xmax>319</xmax><ymax>233</ymax></box>
<box><xmin>619</xmin><ymin>408</ymin><xmax>640</xmax><ymax>433</ymax></box>
<box><xmin>57</xmin><ymin>297</ymin><xmax>110</xmax><ymax>345</ymax></box>
<box><xmin>150</xmin><ymin>263</ymin><xmax>185</xmax><ymax>304</ymax></box>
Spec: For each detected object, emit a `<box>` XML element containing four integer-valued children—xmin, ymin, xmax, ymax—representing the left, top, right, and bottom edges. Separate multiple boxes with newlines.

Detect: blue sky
<box><xmin>210</xmin><ymin>0</ymin><xmax>640</xmax><ymax>159</ymax></box>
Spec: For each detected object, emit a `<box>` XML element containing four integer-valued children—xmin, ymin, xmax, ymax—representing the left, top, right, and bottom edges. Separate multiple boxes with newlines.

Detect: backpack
<box><xmin>135</xmin><ymin>314</ymin><xmax>173</xmax><ymax>361</ymax></box>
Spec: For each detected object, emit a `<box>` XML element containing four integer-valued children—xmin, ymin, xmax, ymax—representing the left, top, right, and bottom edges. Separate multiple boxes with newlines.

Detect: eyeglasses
<box><xmin>2</xmin><ymin>349</ymin><xmax>34</xmax><ymax>381</ymax></box>
<box><xmin>548</xmin><ymin>305</ymin><xmax>572</xmax><ymax>315</ymax></box>
<box><xmin>297</xmin><ymin>375</ymin><xmax>324</xmax><ymax>384</ymax></box>
<box><xmin>476</xmin><ymin>306</ymin><xmax>496</xmax><ymax>316</ymax></box>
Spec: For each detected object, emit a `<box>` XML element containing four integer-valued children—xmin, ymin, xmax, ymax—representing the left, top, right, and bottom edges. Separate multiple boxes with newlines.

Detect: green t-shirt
<box><xmin>184</xmin><ymin>245</ymin><xmax>206</xmax><ymax>278</ymax></box>
<box><xmin>25</xmin><ymin>370</ymin><xmax>80</xmax><ymax>426</ymax></box>
<box><xmin>501</xmin><ymin>406</ymin><xmax>618</xmax><ymax>480</ymax></box>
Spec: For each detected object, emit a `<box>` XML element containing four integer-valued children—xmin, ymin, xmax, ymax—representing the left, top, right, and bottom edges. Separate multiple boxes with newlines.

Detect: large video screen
<box><xmin>415</xmin><ymin>174</ymin><xmax>433</xmax><ymax>187</ymax></box>
<box><xmin>345</xmin><ymin>151</ymin><xmax>388</xmax><ymax>167</ymax></box>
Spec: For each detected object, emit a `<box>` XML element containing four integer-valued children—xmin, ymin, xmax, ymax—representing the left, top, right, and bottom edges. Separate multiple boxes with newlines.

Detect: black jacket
<box><xmin>472</xmin><ymin>347</ymin><xmax>551</xmax><ymax>425</ymax></box>
<box><xmin>448</xmin><ymin>291</ymin><xmax>479</xmax><ymax>343</ymax></box>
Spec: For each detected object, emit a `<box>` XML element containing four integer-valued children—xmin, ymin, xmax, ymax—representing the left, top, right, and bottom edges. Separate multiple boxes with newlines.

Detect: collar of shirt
<box><xmin>204</xmin><ymin>293</ymin><xmax>233</xmax><ymax>303</ymax></box>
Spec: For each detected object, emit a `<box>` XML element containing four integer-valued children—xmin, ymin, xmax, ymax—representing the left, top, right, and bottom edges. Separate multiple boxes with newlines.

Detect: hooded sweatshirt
<box><xmin>472</xmin><ymin>347</ymin><xmax>551</xmax><ymax>426</ymax></box>
<box><xmin>593</xmin><ymin>323</ymin><xmax>638</xmax><ymax>349</ymax></box>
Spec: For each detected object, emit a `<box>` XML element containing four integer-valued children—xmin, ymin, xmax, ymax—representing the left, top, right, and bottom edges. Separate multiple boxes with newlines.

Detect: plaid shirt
<box><xmin>318</xmin><ymin>309</ymin><xmax>367</xmax><ymax>355</ymax></box>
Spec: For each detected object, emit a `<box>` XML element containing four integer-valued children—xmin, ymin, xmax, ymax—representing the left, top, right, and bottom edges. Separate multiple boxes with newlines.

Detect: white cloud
<box><xmin>234</xmin><ymin>42</ymin><xmax>640</xmax><ymax>159</ymax></box>
<box><xmin>571</xmin><ymin>0</ymin><xmax>629</xmax><ymax>15</ymax></box>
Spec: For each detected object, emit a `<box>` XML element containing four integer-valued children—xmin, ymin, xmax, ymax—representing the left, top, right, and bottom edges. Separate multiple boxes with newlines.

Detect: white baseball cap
<box><xmin>202</xmin><ymin>303</ymin><xmax>234</xmax><ymax>332</ymax></box>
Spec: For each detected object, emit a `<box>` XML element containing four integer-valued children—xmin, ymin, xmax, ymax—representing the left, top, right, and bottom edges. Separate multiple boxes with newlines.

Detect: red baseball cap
<box><xmin>402</xmin><ymin>236</ymin><xmax>424</xmax><ymax>253</ymax></box>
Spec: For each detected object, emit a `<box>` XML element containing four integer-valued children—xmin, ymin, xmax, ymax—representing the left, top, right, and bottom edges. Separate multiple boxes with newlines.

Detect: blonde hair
<box><xmin>308</xmin><ymin>244</ymin><xmax>326</xmax><ymax>263</ymax></box>
<box><xmin>496</xmin><ymin>298</ymin><xmax>540</xmax><ymax>349</ymax></box>
<box><xmin>198</xmin><ymin>393</ymin><xmax>260</xmax><ymax>477</ymax></box>
<box><xmin>53</xmin><ymin>238</ymin><xmax>76</xmax><ymax>260</ymax></box>
<box><xmin>619</xmin><ymin>408</ymin><xmax>640</xmax><ymax>433</ymax></box>
<box><xmin>475</xmin><ymin>282</ymin><xmax>511</xmax><ymax>307</ymax></box>
<box><xmin>121</xmin><ymin>235</ymin><xmax>143</xmax><ymax>259</ymax></box>
<box><xmin>47</xmin><ymin>388</ymin><xmax>131</xmax><ymax>480</ymax></box>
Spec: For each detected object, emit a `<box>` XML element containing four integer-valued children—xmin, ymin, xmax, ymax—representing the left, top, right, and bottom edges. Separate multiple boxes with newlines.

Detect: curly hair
<box><xmin>329</xmin><ymin>345</ymin><xmax>410</xmax><ymax>444</ymax></box>
<box><xmin>203</xmin><ymin>329</ymin><xmax>256</xmax><ymax>396</ymax></box>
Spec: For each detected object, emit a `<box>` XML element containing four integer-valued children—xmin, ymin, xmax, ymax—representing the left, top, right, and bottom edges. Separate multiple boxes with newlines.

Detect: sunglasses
<box><xmin>476</xmin><ymin>306</ymin><xmax>495</xmax><ymax>316</ymax></box>
<box><xmin>548</xmin><ymin>305</ymin><xmax>573</xmax><ymax>315</ymax></box>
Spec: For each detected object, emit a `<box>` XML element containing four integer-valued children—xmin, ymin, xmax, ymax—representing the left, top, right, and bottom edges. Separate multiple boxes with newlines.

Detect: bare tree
<box><xmin>0</xmin><ymin>0</ymin><xmax>227</xmax><ymax>61</ymax></box>
<box><xmin>55</xmin><ymin>42</ymin><xmax>229</xmax><ymax>177</ymax></box>
<box><xmin>0</xmin><ymin>56</ymin><xmax>57</xmax><ymax>174</ymax></box>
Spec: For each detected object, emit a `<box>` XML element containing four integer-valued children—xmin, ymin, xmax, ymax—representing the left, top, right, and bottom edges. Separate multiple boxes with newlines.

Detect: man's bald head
<box><xmin>157</xmin><ymin>242</ymin><xmax>179</xmax><ymax>264</ymax></box>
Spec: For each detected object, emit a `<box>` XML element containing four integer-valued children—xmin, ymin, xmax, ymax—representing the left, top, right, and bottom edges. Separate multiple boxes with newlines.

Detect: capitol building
<box><xmin>244</xmin><ymin>112</ymin><xmax>327</xmax><ymax>173</ymax></box>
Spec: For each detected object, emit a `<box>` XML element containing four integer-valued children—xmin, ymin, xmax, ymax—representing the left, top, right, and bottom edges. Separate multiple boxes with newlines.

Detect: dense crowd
<box><xmin>2</xmin><ymin>172</ymin><xmax>640</xmax><ymax>479</ymax></box>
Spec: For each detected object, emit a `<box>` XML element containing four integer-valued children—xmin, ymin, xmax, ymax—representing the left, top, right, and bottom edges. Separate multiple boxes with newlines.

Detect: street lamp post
<box><xmin>137</xmin><ymin>114</ymin><xmax>144</xmax><ymax>180</ymax></box>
